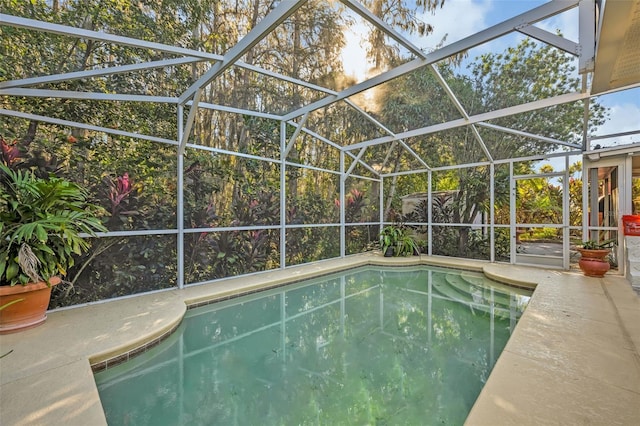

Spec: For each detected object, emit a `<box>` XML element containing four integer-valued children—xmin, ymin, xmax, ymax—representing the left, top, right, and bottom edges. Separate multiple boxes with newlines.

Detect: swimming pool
<box><xmin>95</xmin><ymin>265</ymin><xmax>530</xmax><ymax>425</ymax></box>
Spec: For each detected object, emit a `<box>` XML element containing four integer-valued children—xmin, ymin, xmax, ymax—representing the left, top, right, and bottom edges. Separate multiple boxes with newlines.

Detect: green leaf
<box><xmin>5</xmin><ymin>262</ymin><xmax>18</xmax><ymax>281</ymax></box>
<box><xmin>35</xmin><ymin>224</ymin><xmax>48</xmax><ymax>243</ymax></box>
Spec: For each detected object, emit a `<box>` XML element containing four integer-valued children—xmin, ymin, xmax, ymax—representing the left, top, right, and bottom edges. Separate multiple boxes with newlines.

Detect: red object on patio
<box><xmin>622</xmin><ymin>215</ymin><xmax>640</xmax><ymax>236</ymax></box>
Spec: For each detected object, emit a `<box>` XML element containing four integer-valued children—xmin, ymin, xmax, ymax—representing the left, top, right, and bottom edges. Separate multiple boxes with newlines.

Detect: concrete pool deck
<box><xmin>0</xmin><ymin>253</ymin><xmax>638</xmax><ymax>425</ymax></box>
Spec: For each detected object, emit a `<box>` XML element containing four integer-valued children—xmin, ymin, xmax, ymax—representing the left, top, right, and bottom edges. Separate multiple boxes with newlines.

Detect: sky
<box><xmin>340</xmin><ymin>0</ymin><xmax>639</xmax><ymax>151</ymax></box>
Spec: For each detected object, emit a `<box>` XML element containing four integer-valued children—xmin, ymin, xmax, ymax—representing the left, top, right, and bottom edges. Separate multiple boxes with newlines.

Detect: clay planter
<box><xmin>577</xmin><ymin>248</ymin><xmax>610</xmax><ymax>278</ymax></box>
<box><xmin>578</xmin><ymin>258</ymin><xmax>610</xmax><ymax>277</ymax></box>
<box><xmin>0</xmin><ymin>277</ymin><xmax>61</xmax><ymax>334</ymax></box>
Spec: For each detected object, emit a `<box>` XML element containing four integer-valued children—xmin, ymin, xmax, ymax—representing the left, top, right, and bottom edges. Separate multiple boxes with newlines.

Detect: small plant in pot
<box><xmin>380</xmin><ymin>225</ymin><xmax>401</xmax><ymax>257</ymax></box>
<box><xmin>379</xmin><ymin>225</ymin><xmax>419</xmax><ymax>257</ymax></box>
<box><xmin>576</xmin><ymin>239</ymin><xmax>614</xmax><ymax>278</ymax></box>
<box><xmin>0</xmin><ymin>164</ymin><xmax>107</xmax><ymax>333</ymax></box>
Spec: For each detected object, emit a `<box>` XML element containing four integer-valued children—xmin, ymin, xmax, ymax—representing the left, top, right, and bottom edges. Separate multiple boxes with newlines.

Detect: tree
<box><xmin>359</xmin><ymin>0</ymin><xmax>446</xmax><ymax>69</ymax></box>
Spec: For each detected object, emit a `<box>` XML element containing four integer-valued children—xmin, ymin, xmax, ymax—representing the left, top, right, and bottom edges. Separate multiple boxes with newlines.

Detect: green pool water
<box><xmin>95</xmin><ymin>265</ymin><xmax>530</xmax><ymax>425</ymax></box>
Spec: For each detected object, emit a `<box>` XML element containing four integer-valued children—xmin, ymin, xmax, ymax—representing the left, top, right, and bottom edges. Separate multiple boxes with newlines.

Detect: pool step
<box><xmin>431</xmin><ymin>274</ymin><xmax>475</xmax><ymax>306</ymax></box>
<box><xmin>453</xmin><ymin>273</ymin><xmax>513</xmax><ymax>307</ymax></box>
<box><xmin>431</xmin><ymin>274</ymin><xmax>511</xmax><ymax>318</ymax></box>
<box><xmin>464</xmin><ymin>273</ymin><xmax>520</xmax><ymax>304</ymax></box>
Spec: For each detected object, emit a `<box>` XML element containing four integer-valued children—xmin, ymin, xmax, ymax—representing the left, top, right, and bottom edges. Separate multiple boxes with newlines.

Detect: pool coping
<box><xmin>1</xmin><ymin>253</ymin><xmax>638</xmax><ymax>425</ymax></box>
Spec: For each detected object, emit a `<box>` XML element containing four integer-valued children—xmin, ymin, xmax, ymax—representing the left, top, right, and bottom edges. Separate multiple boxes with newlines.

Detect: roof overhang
<box><xmin>591</xmin><ymin>0</ymin><xmax>640</xmax><ymax>94</ymax></box>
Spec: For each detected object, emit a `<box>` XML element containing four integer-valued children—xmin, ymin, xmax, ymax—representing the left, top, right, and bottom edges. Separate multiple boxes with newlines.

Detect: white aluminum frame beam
<box><xmin>177</xmin><ymin>105</ymin><xmax>185</xmax><ymax>289</ymax></box>
<box><xmin>339</xmin><ymin>150</ymin><xmax>346</xmax><ymax>257</ymax></box>
<box><xmin>343</xmin><ymin>100</ymin><xmax>430</xmax><ymax>170</ymax></box>
<box><xmin>578</xmin><ymin>0</ymin><xmax>596</xmax><ymax>74</ymax></box>
<box><xmin>345</xmin><ymin>148</ymin><xmax>367</xmax><ymax>177</ymax></box>
<box><xmin>476</xmin><ymin>122</ymin><xmax>582</xmax><ymax>149</ymax></box>
<box><xmin>290</xmin><ymin>123</ymin><xmax>381</xmax><ymax>177</ymax></box>
<box><xmin>340</xmin><ymin>0</ymin><xmax>426</xmax><ymax>59</ymax></box>
<box><xmin>0</xmin><ymin>108</ymin><xmax>177</xmax><ymax>145</ymax></box>
<box><xmin>381</xmin><ymin>141</ymin><xmax>401</xmax><ymax>173</ymax></box>
<box><xmin>184</xmin><ymin>142</ymin><xmax>354</xmax><ymax>178</ymax></box>
<box><xmin>282</xmin><ymin>0</ymin><xmax>578</xmax><ymax>121</ymax></box>
<box><xmin>0</xmin><ymin>88</ymin><xmax>176</xmax><ymax>103</ymax></box>
<box><xmin>284</xmin><ymin>112</ymin><xmax>310</xmax><ymax>158</ymax></box>
<box><xmin>517</xmin><ymin>24</ymin><xmax>580</xmax><ymax>55</ymax></box>
<box><xmin>384</xmin><ymin>167</ymin><xmax>431</xmax><ymax>177</ymax></box>
<box><xmin>383</xmin><ymin>150</ymin><xmax>583</xmax><ymax>178</ymax></box>
<box><xmin>429</xmin><ymin>65</ymin><xmax>494</xmax><ymax>162</ymax></box>
<box><xmin>344</xmin><ymin>2</ymin><xmax>500</xmax><ymax>166</ymax></box>
<box><xmin>344</xmin><ymin>0</ymin><xmax>502</xmax><ymax>172</ymax></box>
<box><xmin>489</xmin><ymin>163</ymin><xmax>495</xmax><ymax>262</ymax></box>
<box><xmin>279</xmin><ymin>121</ymin><xmax>287</xmax><ymax>269</ymax></box>
<box><xmin>0</xmin><ymin>14</ymin><xmax>224</xmax><ymax>61</ymax></box>
<box><xmin>345</xmin><ymin>91</ymin><xmax>589</xmax><ymax>151</ymax></box>
<box><xmin>178</xmin><ymin>89</ymin><xmax>202</xmax><ymax>155</ymax></box>
<box><xmin>385</xmin><ymin>159</ymin><xmax>494</xmax><ymax>177</ymax></box>
<box><xmin>294</xmin><ymin>124</ymin><xmax>345</xmax><ymax>152</ymax></box>
<box><xmin>0</xmin><ymin>57</ymin><xmax>203</xmax><ymax>89</ymax></box>
<box><xmin>590</xmin><ymin>130</ymin><xmax>640</xmax><ymax>140</ymax></box>
<box><xmin>194</xmin><ymin>101</ymin><xmax>283</xmax><ymax>121</ymax></box>
<box><xmin>492</xmin><ymin>149</ymin><xmax>582</xmax><ymax>166</ymax></box>
<box><xmin>178</xmin><ymin>0</ymin><xmax>307</xmax><ymax>104</ymax></box>
<box><xmin>186</xmin><ymin>143</ymin><xmax>280</xmax><ymax>166</ymax></box>
<box><xmin>582</xmin><ymin>75</ymin><xmax>590</xmax><ymax>149</ymax></box>
<box><xmin>561</xmin><ymin>156</ymin><xmax>571</xmax><ymax>269</ymax></box>
<box><xmin>0</xmin><ymin>13</ymin><xmax>337</xmax><ymax>102</ymax></box>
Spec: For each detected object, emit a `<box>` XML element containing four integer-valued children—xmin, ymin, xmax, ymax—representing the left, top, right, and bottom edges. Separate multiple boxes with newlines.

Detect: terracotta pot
<box><xmin>578</xmin><ymin>258</ymin><xmax>610</xmax><ymax>277</ymax></box>
<box><xmin>577</xmin><ymin>248</ymin><xmax>610</xmax><ymax>261</ymax></box>
<box><xmin>0</xmin><ymin>277</ymin><xmax>61</xmax><ymax>334</ymax></box>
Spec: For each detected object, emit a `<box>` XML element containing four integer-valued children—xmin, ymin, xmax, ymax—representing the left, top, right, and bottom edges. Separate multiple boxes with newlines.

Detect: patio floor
<box><xmin>1</xmin><ymin>253</ymin><xmax>639</xmax><ymax>425</ymax></box>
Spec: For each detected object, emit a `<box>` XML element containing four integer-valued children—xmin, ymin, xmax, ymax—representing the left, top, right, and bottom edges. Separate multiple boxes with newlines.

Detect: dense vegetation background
<box><xmin>0</xmin><ymin>0</ymin><xmax>608</xmax><ymax>307</ymax></box>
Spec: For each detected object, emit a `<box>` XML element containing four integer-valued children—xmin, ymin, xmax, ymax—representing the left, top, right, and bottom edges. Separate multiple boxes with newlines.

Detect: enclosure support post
<box><xmin>490</xmin><ymin>163</ymin><xmax>495</xmax><ymax>262</ymax></box>
<box><xmin>340</xmin><ymin>151</ymin><xmax>346</xmax><ymax>258</ymax></box>
<box><xmin>621</xmin><ymin>155</ymin><xmax>633</xmax><ymax>277</ymax></box>
<box><xmin>177</xmin><ymin>105</ymin><xmax>185</xmax><ymax>289</ymax></box>
<box><xmin>563</xmin><ymin>155</ymin><xmax>571</xmax><ymax>269</ymax></box>
<box><xmin>379</xmin><ymin>176</ymin><xmax>384</xmax><ymax>238</ymax></box>
<box><xmin>509</xmin><ymin>161</ymin><xmax>516</xmax><ymax>264</ymax></box>
<box><xmin>589</xmin><ymin>166</ymin><xmax>600</xmax><ymax>241</ymax></box>
<box><xmin>280</xmin><ymin>121</ymin><xmax>287</xmax><ymax>269</ymax></box>
<box><xmin>582</xmin><ymin>160</ymin><xmax>589</xmax><ymax>241</ymax></box>
<box><xmin>578</xmin><ymin>0</ymin><xmax>596</xmax><ymax>74</ymax></box>
<box><xmin>581</xmin><ymin>77</ymin><xmax>590</xmax><ymax>153</ymax></box>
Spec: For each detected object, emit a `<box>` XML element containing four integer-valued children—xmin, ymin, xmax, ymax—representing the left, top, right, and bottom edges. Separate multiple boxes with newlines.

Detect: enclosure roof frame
<box><xmin>1</xmin><ymin>0</ymin><xmax>638</xmax><ymax>172</ymax></box>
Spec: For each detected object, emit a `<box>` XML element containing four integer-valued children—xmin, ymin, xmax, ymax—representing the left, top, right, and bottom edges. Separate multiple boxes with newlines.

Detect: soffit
<box><xmin>592</xmin><ymin>0</ymin><xmax>640</xmax><ymax>94</ymax></box>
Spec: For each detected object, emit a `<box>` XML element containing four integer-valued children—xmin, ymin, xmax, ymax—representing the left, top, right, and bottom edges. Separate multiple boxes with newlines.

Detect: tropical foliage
<box><xmin>0</xmin><ymin>0</ymin><xmax>607</xmax><ymax>307</ymax></box>
<box><xmin>0</xmin><ymin>164</ymin><xmax>106</xmax><ymax>286</ymax></box>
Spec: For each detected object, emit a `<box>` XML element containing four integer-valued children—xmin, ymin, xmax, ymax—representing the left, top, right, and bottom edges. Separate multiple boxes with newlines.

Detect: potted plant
<box><xmin>379</xmin><ymin>225</ymin><xmax>419</xmax><ymax>257</ymax></box>
<box><xmin>576</xmin><ymin>239</ymin><xmax>614</xmax><ymax>277</ymax></box>
<box><xmin>396</xmin><ymin>231</ymin><xmax>420</xmax><ymax>256</ymax></box>
<box><xmin>380</xmin><ymin>225</ymin><xmax>402</xmax><ymax>257</ymax></box>
<box><xmin>0</xmin><ymin>164</ymin><xmax>106</xmax><ymax>333</ymax></box>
